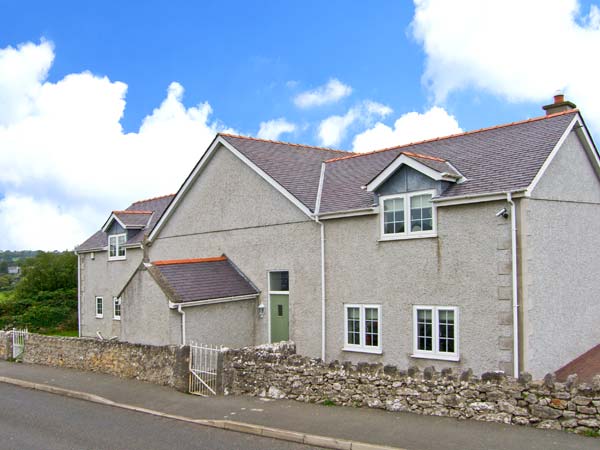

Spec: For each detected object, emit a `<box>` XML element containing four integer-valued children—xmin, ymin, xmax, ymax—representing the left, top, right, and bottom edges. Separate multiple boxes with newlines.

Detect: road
<box><xmin>0</xmin><ymin>384</ymin><xmax>317</xmax><ymax>450</ymax></box>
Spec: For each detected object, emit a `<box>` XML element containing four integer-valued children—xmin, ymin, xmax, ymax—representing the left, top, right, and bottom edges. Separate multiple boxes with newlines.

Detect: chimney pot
<box><xmin>542</xmin><ymin>93</ymin><xmax>576</xmax><ymax>116</ymax></box>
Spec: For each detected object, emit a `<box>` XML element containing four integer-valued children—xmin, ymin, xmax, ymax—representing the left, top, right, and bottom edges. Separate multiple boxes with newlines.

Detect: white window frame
<box><xmin>113</xmin><ymin>296</ymin><xmax>121</xmax><ymax>320</ymax></box>
<box><xmin>412</xmin><ymin>305</ymin><xmax>459</xmax><ymax>361</ymax></box>
<box><xmin>108</xmin><ymin>233</ymin><xmax>127</xmax><ymax>261</ymax></box>
<box><xmin>95</xmin><ymin>296</ymin><xmax>103</xmax><ymax>318</ymax></box>
<box><xmin>343</xmin><ymin>304</ymin><xmax>382</xmax><ymax>354</ymax></box>
<box><xmin>379</xmin><ymin>189</ymin><xmax>437</xmax><ymax>240</ymax></box>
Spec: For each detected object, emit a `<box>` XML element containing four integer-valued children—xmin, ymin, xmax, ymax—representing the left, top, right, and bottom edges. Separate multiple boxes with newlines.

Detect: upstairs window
<box><xmin>108</xmin><ymin>234</ymin><xmax>126</xmax><ymax>260</ymax></box>
<box><xmin>380</xmin><ymin>190</ymin><xmax>436</xmax><ymax>239</ymax></box>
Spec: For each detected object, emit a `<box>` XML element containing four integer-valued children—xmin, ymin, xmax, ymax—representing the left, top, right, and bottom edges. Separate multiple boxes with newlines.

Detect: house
<box><xmin>7</xmin><ymin>266</ymin><xmax>20</xmax><ymax>275</ymax></box>
<box><xmin>76</xmin><ymin>95</ymin><xmax>600</xmax><ymax>378</ymax></box>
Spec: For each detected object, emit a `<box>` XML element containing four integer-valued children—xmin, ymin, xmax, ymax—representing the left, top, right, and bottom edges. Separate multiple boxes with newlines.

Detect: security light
<box><xmin>496</xmin><ymin>208</ymin><xmax>508</xmax><ymax>218</ymax></box>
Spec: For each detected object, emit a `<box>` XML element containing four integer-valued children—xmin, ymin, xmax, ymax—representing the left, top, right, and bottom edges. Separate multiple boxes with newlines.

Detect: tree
<box><xmin>0</xmin><ymin>274</ymin><xmax>12</xmax><ymax>290</ymax></box>
<box><xmin>0</xmin><ymin>251</ymin><xmax>78</xmax><ymax>332</ymax></box>
<box><xmin>15</xmin><ymin>251</ymin><xmax>77</xmax><ymax>298</ymax></box>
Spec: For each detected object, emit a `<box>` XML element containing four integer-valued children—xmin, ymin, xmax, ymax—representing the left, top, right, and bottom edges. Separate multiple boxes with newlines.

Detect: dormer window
<box><xmin>380</xmin><ymin>190</ymin><xmax>436</xmax><ymax>240</ymax></box>
<box><xmin>108</xmin><ymin>234</ymin><xmax>126</xmax><ymax>260</ymax></box>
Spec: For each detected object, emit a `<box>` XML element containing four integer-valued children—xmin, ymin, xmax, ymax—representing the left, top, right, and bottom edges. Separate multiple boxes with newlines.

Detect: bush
<box><xmin>0</xmin><ymin>252</ymin><xmax>77</xmax><ymax>332</ymax></box>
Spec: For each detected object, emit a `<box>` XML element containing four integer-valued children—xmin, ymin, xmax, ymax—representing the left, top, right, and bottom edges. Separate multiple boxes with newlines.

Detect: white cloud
<box><xmin>294</xmin><ymin>78</ymin><xmax>352</xmax><ymax>108</ymax></box>
<box><xmin>318</xmin><ymin>100</ymin><xmax>392</xmax><ymax>147</ymax></box>
<box><xmin>0</xmin><ymin>195</ymin><xmax>91</xmax><ymax>251</ymax></box>
<box><xmin>352</xmin><ymin>106</ymin><xmax>462</xmax><ymax>153</ymax></box>
<box><xmin>412</xmin><ymin>0</ymin><xmax>600</xmax><ymax>134</ymax></box>
<box><xmin>0</xmin><ymin>40</ymin><xmax>54</xmax><ymax>126</ymax></box>
<box><xmin>257</xmin><ymin>118</ymin><xmax>297</xmax><ymax>140</ymax></box>
<box><xmin>0</xmin><ymin>41</ymin><xmax>232</xmax><ymax>250</ymax></box>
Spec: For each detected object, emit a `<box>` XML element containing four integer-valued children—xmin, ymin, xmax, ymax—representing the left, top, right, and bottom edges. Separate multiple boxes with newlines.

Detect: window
<box><xmin>113</xmin><ymin>297</ymin><xmax>121</xmax><ymax>320</ymax></box>
<box><xmin>344</xmin><ymin>304</ymin><xmax>382</xmax><ymax>354</ymax></box>
<box><xmin>108</xmin><ymin>234</ymin><xmax>126</xmax><ymax>260</ymax></box>
<box><xmin>95</xmin><ymin>297</ymin><xmax>103</xmax><ymax>318</ymax></box>
<box><xmin>413</xmin><ymin>306</ymin><xmax>458</xmax><ymax>360</ymax></box>
<box><xmin>269</xmin><ymin>271</ymin><xmax>289</xmax><ymax>292</ymax></box>
<box><xmin>380</xmin><ymin>190</ymin><xmax>436</xmax><ymax>239</ymax></box>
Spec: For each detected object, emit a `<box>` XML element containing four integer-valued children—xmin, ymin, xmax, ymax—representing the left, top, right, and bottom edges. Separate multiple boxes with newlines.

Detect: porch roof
<box><xmin>149</xmin><ymin>255</ymin><xmax>260</xmax><ymax>304</ymax></box>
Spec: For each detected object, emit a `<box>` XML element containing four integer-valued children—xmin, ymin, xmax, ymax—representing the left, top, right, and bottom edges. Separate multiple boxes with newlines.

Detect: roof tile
<box><xmin>152</xmin><ymin>256</ymin><xmax>259</xmax><ymax>303</ymax></box>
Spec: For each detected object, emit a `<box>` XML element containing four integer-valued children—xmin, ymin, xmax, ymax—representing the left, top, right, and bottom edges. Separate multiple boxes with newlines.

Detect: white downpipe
<box><xmin>177</xmin><ymin>303</ymin><xmax>186</xmax><ymax>346</ymax></box>
<box><xmin>315</xmin><ymin>217</ymin><xmax>326</xmax><ymax>361</ymax></box>
<box><xmin>77</xmin><ymin>254</ymin><xmax>81</xmax><ymax>337</ymax></box>
<box><xmin>507</xmin><ymin>192</ymin><xmax>519</xmax><ymax>377</ymax></box>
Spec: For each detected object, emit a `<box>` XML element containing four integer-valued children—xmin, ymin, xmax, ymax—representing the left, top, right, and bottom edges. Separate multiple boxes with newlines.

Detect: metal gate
<box><xmin>189</xmin><ymin>342</ymin><xmax>223</xmax><ymax>396</ymax></box>
<box><xmin>11</xmin><ymin>328</ymin><xmax>27</xmax><ymax>359</ymax></box>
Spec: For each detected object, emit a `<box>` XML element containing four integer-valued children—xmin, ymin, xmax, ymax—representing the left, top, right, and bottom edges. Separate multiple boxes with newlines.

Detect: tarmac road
<box><xmin>0</xmin><ymin>383</ymin><xmax>318</xmax><ymax>450</ymax></box>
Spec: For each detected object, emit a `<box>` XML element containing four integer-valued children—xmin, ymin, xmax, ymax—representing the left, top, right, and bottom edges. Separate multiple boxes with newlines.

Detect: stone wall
<box><xmin>0</xmin><ymin>331</ymin><xmax>9</xmax><ymax>360</ymax></box>
<box><xmin>0</xmin><ymin>332</ymin><xmax>189</xmax><ymax>391</ymax></box>
<box><xmin>223</xmin><ymin>342</ymin><xmax>600</xmax><ymax>435</ymax></box>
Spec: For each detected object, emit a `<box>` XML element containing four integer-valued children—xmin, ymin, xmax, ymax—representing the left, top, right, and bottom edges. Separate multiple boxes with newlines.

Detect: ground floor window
<box><xmin>413</xmin><ymin>306</ymin><xmax>458</xmax><ymax>360</ymax></box>
<box><xmin>344</xmin><ymin>304</ymin><xmax>381</xmax><ymax>354</ymax></box>
<box><xmin>95</xmin><ymin>296</ymin><xmax>103</xmax><ymax>318</ymax></box>
<box><xmin>113</xmin><ymin>297</ymin><xmax>121</xmax><ymax>320</ymax></box>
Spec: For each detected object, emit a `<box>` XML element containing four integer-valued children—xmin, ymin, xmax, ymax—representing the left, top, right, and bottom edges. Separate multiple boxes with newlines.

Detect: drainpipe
<box><xmin>77</xmin><ymin>254</ymin><xmax>81</xmax><ymax>338</ymax></box>
<box><xmin>177</xmin><ymin>304</ymin><xmax>186</xmax><ymax>346</ymax></box>
<box><xmin>506</xmin><ymin>192</ymin><xmax>519</xmax><ymax>377</ymax></box>
<box><xmin>314</xmin><ymin>216</ymin><xmax>326</xmax><ymax>361</ymax></box>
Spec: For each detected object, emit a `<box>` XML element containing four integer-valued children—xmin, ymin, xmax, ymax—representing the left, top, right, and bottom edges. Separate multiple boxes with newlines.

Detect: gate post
<box><xmin>216</xmin><ymin>350</ymin><xmax>224</xmax><ymax>395</ymax></box>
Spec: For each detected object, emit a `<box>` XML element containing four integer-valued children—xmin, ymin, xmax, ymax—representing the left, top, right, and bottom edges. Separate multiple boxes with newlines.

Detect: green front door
<box><xmin>270</xmin><ymin>294</ymin><xmax>289</xmax><ymax>342</ymax></box>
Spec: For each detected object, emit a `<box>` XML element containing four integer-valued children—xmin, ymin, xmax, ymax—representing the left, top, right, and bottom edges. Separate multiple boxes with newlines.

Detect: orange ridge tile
<box><xmin>153</xmin><ymin>256</ymin><xmax>227</xmax><ymax>266</ymax></box>
<box><xmin>130</xmin><ymin>193</ymin><xmax>176</xmax><ymax>204</ymax></box>
<box><xmin>324</xmin><ymin>109</ymin><xmax>579</xmax><ymax>163</ymax></box>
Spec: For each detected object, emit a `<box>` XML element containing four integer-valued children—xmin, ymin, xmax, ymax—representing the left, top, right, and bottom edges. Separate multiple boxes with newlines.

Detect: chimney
<box><xmin>542</xmin><ymin>91</ymin><xmax>576</xmax><ymax>116</ymax></box>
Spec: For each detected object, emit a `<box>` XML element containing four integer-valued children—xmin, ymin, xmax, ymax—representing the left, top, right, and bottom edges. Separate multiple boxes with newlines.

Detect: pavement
<box><xmin>0</xmin><ymin>360</ymin><xmax>598</xmax><ymax>450</ymax></box>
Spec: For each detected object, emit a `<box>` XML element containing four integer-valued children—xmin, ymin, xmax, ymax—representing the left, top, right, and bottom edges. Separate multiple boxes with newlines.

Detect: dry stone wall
<box><xmin>0</xmin><ymin>332</ymin><xmax>189</xmax><ymax>391</ymax></box>
<box><xmin>223</xmin><ymin>342</ymin><xmax>600</xmax><ymax>436</ymax></box>
<box><xmin>0</xmin><ymin>331</ymin><xmax>9</xmax><ymax>360</ymax></box>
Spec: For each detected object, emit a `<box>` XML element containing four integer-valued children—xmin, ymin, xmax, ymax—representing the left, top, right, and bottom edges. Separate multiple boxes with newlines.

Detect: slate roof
<box><xmin>318</xmin><ymin>110</ymin><xmax>578</xmax><ymax>213</ymax></box>
<box><xmin>113</xmin><ymin>211</ymin><xmax>153</xmax><ymax>228</ymax></box>
<box><xmin>555</xmin><ymin>343</ymin><xmax>600</xmax><ymax>383</ymax></box>
<box><xmin>220</xmin><ymin>134</ymin><xmax>351</xmax><ymax>212</ymax></box>
<box><xmin>218</xmin><ymin>110</ymin><xmax>578</xmax><ymax>214</ymax></box>
<box><xmin>149</xmin><ymin>256</ymin><xmax>259</xmax><ymax>304</ymax></box>
<box><xmin>76</xmin><ymin>194</ymin><xmax>175</xmax><ymax>252</ymax></box>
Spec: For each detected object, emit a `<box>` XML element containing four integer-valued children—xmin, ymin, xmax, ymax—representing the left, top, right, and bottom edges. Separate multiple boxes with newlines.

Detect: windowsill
<box><xmin>411</xmin><ymin>353</ymin><xmax>459</xmax><ymax>362</ymax></box>
<box><xmin>343</xmin><ymin>346</ymin><xmax>382</xmax><ymax>355</ymax></box>
<box><xmin>113</xmin><ymin>317</ymin><xmax>121</xmax><ymax>321</ymax></box>
<box><xmin>108</xmin><ymin>256</ymin><xmax>126</xmax><ymax>261</ymax></box>
<box><xmin>95</xmin><ymin>315</ymin><xmax>103</xmax><ymax>319</ymax></box>
<box><xmin>379</xmin><ymin>233</ymin><xmax>437</xmax><ymax>242</ymax></box>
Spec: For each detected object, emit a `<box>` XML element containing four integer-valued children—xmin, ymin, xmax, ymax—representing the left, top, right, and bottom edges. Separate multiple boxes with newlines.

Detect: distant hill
<box><xmin>0</xmin><ymin>251</ymin><xmax>39</xmax><ymax>273</ymax></box>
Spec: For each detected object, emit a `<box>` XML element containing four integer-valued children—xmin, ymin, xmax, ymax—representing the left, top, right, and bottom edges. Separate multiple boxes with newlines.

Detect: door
<box><xmin>270</xmin><ymin>294</ymin><xmax>289</xmax><ymax>342</ymax></box>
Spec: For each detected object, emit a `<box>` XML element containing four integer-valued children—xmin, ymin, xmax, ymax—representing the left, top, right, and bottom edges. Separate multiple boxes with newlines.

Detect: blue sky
<box><xmin>1</xmin><ymin>0</ymin><xmax>600</xmax><ymax>250</ymax></box>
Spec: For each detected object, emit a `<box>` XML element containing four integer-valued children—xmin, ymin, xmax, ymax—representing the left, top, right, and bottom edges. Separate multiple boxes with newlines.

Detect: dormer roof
<box><xmin>364</xmin><ymin>151</ymin><xmax>463</xmax><ymax>193</ymax></box>
<box><xmin>76</xmin><ymin>194</ymin><xmax>175</xmax><ymax>253</ymax></box>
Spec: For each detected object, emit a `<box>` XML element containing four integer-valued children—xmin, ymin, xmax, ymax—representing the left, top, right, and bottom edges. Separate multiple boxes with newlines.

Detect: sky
<box><xmin>1</xmin><ymin>0</ymin><xmax>600</xmax><ymax>251</ymax></box>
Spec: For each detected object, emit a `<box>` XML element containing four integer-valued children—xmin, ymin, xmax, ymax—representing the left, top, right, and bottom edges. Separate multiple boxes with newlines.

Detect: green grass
<box><xmin>42</xmin><ymin>329</ymin><xmax>78</xmax><ymax>337</ymax></box>
<box><xmin>321</xmin><ymin>399</ymin><xmax>336</xmax><ymax>406</ymax></box>
<box><xmin>582</xmin><ymin>429</ymin><xmax>600</xmax><ymax>438</ymax></box>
